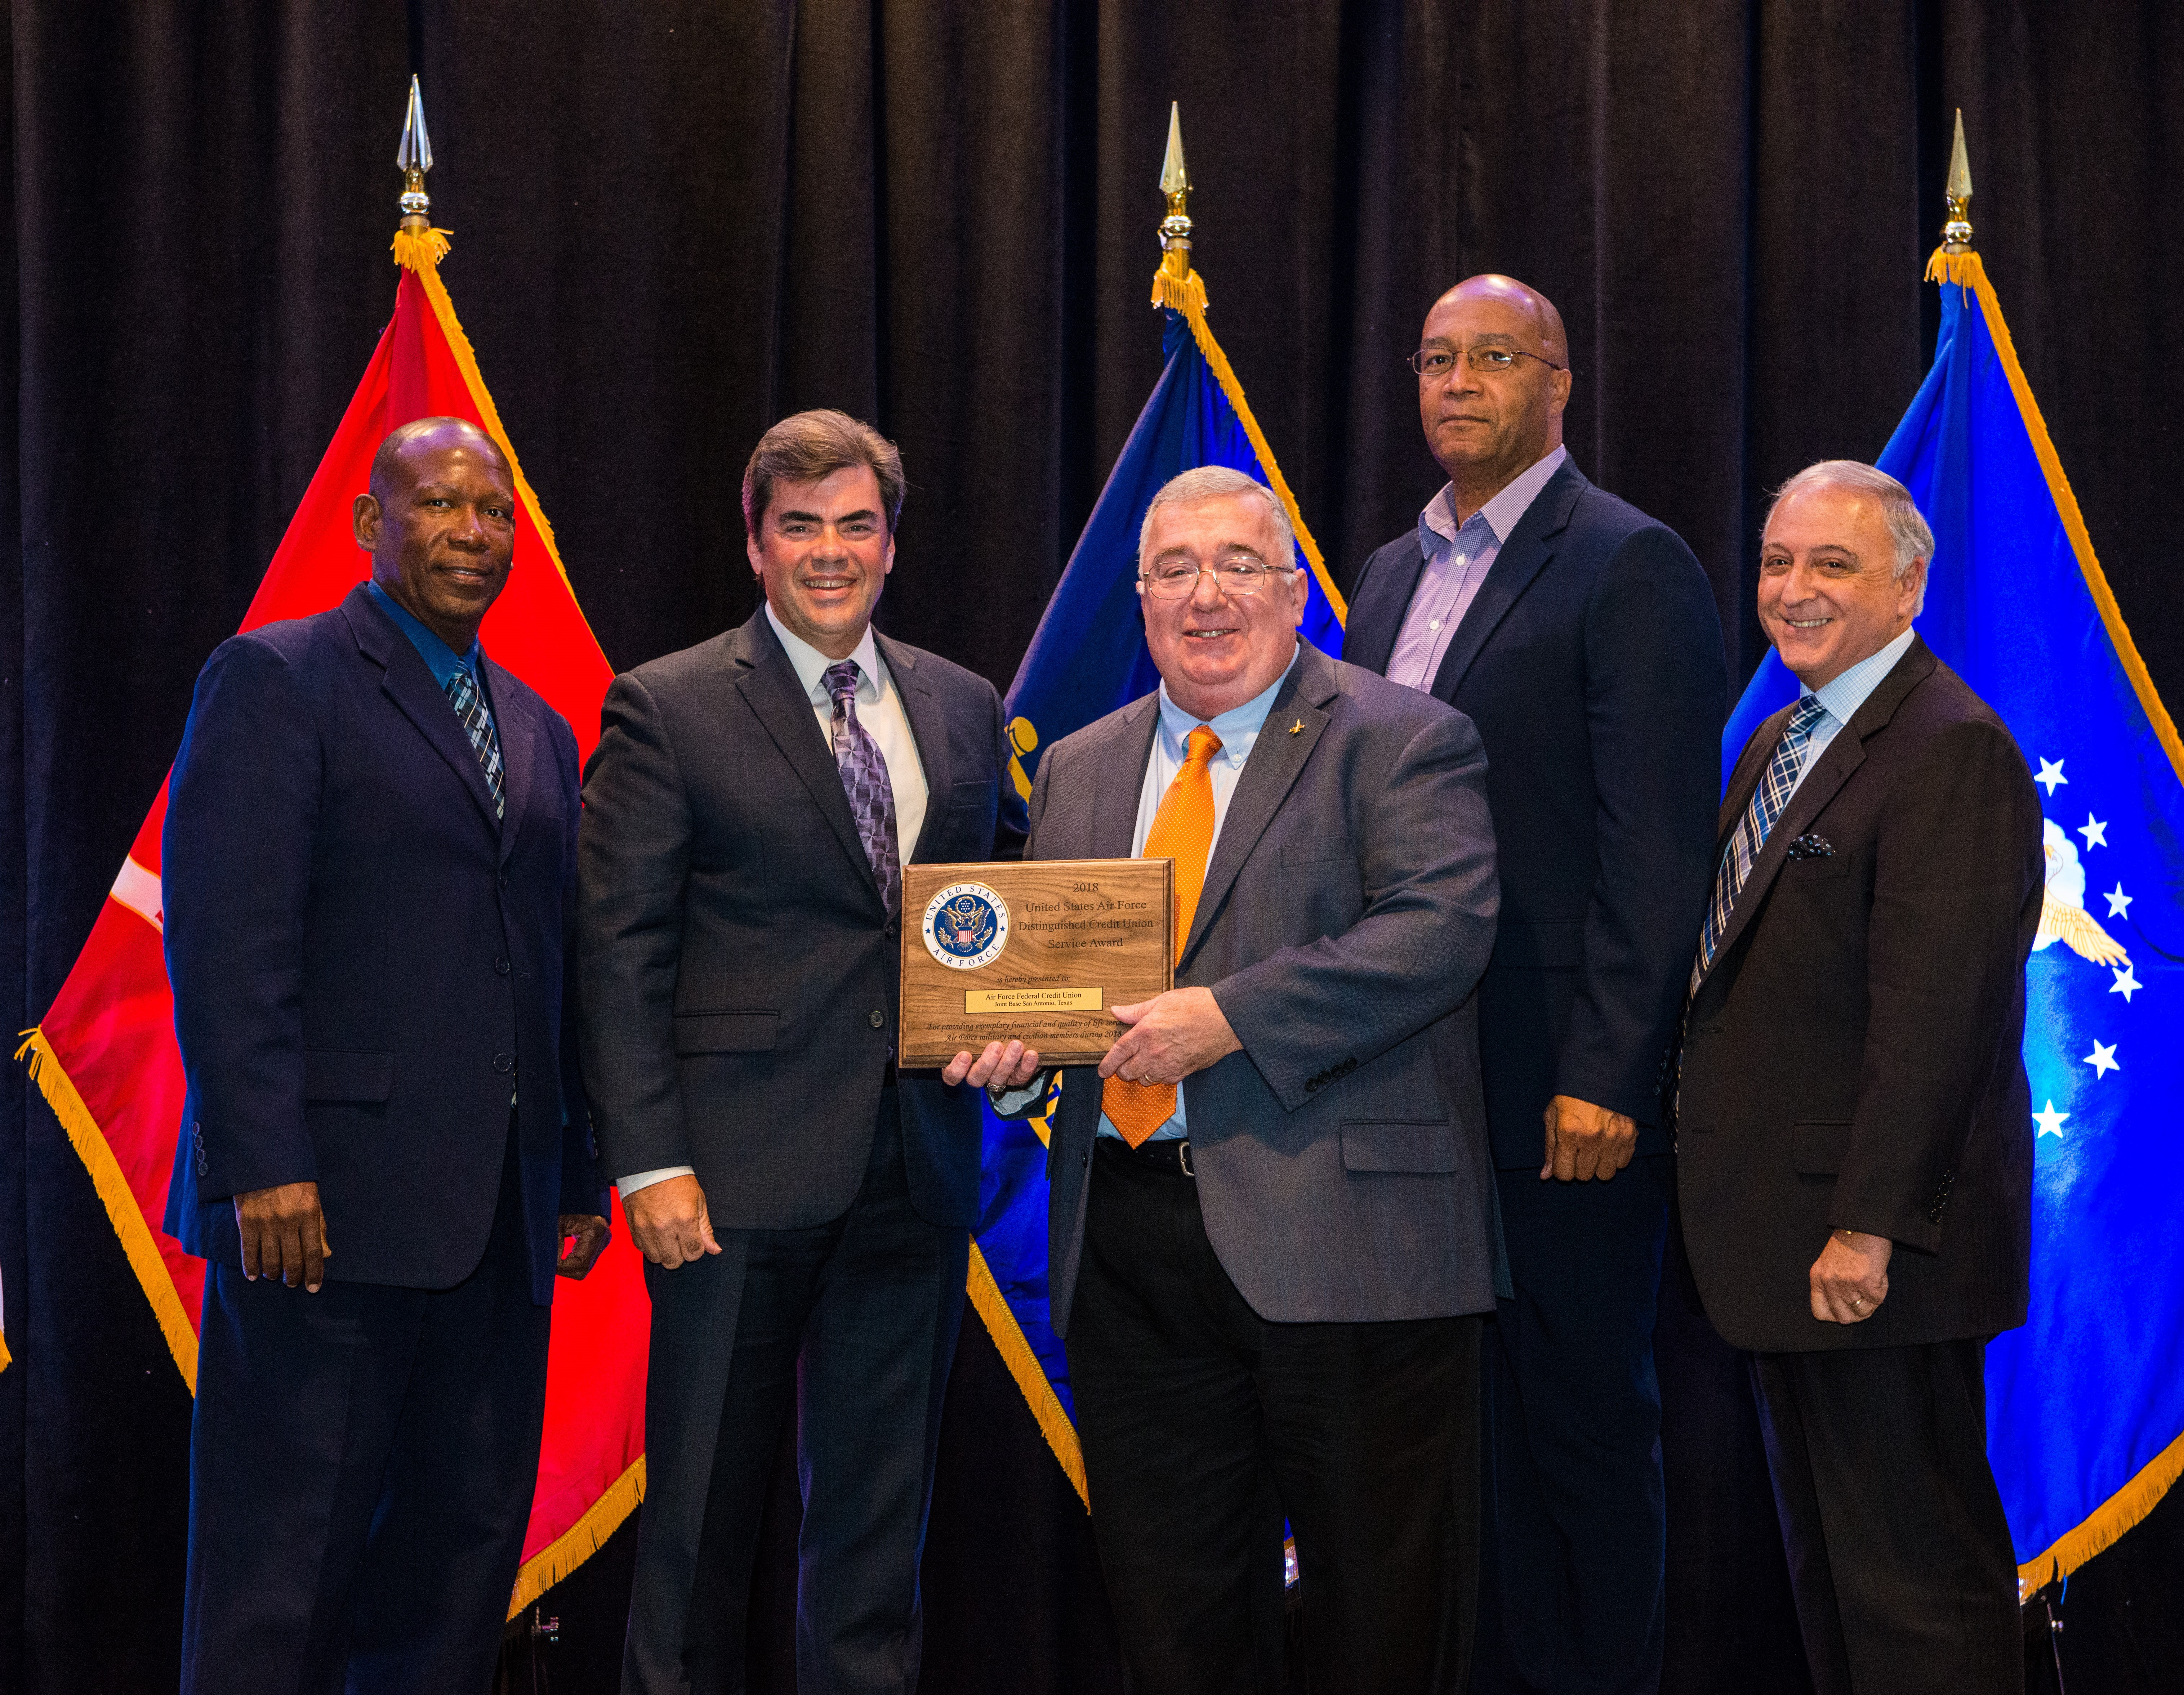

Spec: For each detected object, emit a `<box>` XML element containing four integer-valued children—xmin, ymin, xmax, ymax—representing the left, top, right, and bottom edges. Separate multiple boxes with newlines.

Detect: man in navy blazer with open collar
<box><xmin>577</xmin><ymin>411</ymin><xmax>1028</xmax><ymax>1695</ymax></box>
<box><xmin>1344</xmin><ymin>277</ymin><xmax>1726</xmax><ymax>1695</ymax></box>
<box><xmin>163</xmin><ymin>418</ymin><xmax>606</xmax><ymax>1693</ymax></box>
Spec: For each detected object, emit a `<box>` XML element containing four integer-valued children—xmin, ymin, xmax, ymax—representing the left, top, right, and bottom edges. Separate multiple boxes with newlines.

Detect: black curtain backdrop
<box><xmin>3</xmin><ymin>3</ymin><xmax>2180</xmax><ymax>1690</ymax></box>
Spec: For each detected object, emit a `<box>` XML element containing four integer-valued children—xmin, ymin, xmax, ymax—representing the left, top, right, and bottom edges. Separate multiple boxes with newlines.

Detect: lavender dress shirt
<box><xmin>1385</xmin><ymin>445</ymin><xmax>1570</xmax><ymax>693</ymax></box>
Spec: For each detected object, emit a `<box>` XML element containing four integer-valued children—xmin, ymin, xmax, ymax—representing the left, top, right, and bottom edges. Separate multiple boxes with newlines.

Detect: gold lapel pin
<box><xmin>1288</xmin><ymin>719</ymin><xmax>1303</xmax><ymax>735</ymax></box>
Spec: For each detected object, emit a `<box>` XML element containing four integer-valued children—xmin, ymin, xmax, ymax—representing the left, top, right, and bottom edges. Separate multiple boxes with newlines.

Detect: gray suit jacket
<box><xmin>576</xmin><ymin>609</ymin><xmax>1026</xmax><ymax>1231</ymax></box>
<box><xmin>1026</xmin><ymin>641</ymin><xmax>1502</xmax><ymax>1329</ymax></box>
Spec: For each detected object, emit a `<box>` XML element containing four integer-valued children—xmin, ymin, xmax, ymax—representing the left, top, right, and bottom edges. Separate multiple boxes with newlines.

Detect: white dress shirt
<box><xmin>618</xmin><ymin>605</ymin><xmax>932</xmax><ymax>1198</ymax></box>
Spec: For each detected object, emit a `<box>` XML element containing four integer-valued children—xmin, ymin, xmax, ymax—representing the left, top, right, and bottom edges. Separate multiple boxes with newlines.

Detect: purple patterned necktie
<box><xmin>824</xmin><ymin>659</ymin><xmax>900</xmax><ymax>912</ymax></box>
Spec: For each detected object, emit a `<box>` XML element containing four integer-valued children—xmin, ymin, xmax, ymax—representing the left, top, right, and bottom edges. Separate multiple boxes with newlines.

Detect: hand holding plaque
<box><xmin>899</xmin><ymin>859</ymin><xmax>1173</xmax><ymax>1068</ymax></box>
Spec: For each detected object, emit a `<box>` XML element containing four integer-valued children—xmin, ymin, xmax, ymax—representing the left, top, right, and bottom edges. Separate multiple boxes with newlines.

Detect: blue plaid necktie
<box><xmin>1693</xmin><ymin>693</ymin><xmax>1830</xmax><ymax>987</ymax></box>
<box><xmin>824</xmin><ymin>659</ymin><xmax>900</xmax><ymax>912</ymax></box>
<box><xmin>1668</xmin><ymin>693</ymin><xmax>1830</xmax><ymax>1135</ymax></box>
<box><xmin>444</xmin><ymin>665</ymin><xmax>506</xmax><ymax>820</ymax></box>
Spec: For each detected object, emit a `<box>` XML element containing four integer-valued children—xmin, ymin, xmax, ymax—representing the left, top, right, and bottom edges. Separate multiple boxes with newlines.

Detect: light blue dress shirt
<box><xmin>1095</xmin><ymin>649</ymin><xmax>1300</xmax><ymax>1141</ymax></box>
<box><xmin>1386</xmin><ymin>445</ymin><xmax>1569</xmax><ymax>693</ymax></box>
<box><xmin>1783</xmin><ymin>626</ymin><xmax>1919</xmax><ymax>802</ymax></box>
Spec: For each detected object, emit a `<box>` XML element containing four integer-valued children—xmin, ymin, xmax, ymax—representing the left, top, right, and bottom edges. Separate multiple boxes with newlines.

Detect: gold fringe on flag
<box><xmin>967</xmin><ymin>1243</ymin><xmax>1088</xmax><ymax>1508</ymax></box>
<box><xmin>16</xmin><ymin>1029</ymin><xmax>200</xmax><ymax>1389</ymax></box>
<box><xmin>1148</xmin><ymin>263</ymin><xmax>1347</xmax><ymax>624</ymax></box>
<box><xmin>391</xmin><ymin>225</ymin><xmax>453</xmax><ymax>274</ymax></box>
<box><xmin>508</xmin><ymin>1455</ymin><xmax>648</xmax><ymax>1619</ymax></box>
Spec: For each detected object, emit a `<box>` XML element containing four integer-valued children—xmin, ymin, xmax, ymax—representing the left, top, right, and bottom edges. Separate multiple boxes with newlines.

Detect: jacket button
<box><xmin>195</xmin><ymin>1151</ymin><xmax>208</xmax><ymax>1176</ymax></box>
<box><xmin>868</xmin><ymin>1009</ymin><xmax>886</xmax><ymax>1029</ymax></box>
<box><xmin>498</xmin><ymin>872</ymin><xmax>509</xmax><ymax>889</ymax></box>
<box><xmin>494</xmin><ymin>956</ymin><xmax>511</xmax><ymax>976</ymax></box>
<box><xmin>493</xmin><ymin>1052</ymin><xmax>517</xmax><ymax>1075</ymax></box>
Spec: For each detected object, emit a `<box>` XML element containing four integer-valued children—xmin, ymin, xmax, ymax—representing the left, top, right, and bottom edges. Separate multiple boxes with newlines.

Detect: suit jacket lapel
<box><xmin>481</xmin><ymin>657</ymin><xmax>537</xmax><ymax>863</ymax></box>
<box><xmin>1698</xmin><ymin>639</ymin><xmax>1938</xmax><ymax>990</ymax></box>
<box><xmin>1343</xmin><ymin>536</ymin><xmax>1426</xmax><ymax>677</ymax></box>
<box><xmin>1181</xmin><ymin>647</ymin><xmax>1333</xmax><ymax>966</ymax></box>
<box><xmin>1427</xmin><ymin>462</ymin><xmax>1586</xmax><ymax>700</ymax></box>
<box><xmin>341</xmin><ymin>588</ymin><xmax>503</xmax><ymax>835</ymax></box>
<box><xmin>1080</xmin><ymin>698</ymin><xmax>1161</xmax><ymax>862</ymax></box>
<box><xmin>731</xmin><ymin>613</ymin><xmax>881</xmax><ymax>904</ymax></box>
<box><xmin>876</xmin><ymin>632</ymin><xmax>951</xmax><ymax>863</ymax></box>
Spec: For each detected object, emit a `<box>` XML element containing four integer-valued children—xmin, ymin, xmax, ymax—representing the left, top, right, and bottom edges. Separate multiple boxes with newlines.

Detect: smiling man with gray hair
<box><xmin>1676</xmin><ymin>460</ymin><xmax>2041</xmax><ymax>1694</ymax></box>
<box><xmin>988</xmin><ymin>463</ymin><xmax>1503</xmax><ymax>1691</ymax></box>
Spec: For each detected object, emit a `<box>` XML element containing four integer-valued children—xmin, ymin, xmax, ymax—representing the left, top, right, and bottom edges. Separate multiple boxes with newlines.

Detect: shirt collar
<box><xmin>766</xmin><ymin>601</ymin><xmax>884</xmax><ymax>707</ymax></box>
<box><xmin>1805</xmin><ymin>625</ymin><xmax>1919</xmax><ymax>729</ymax></box>
<box><xmin>365</xmin><ymin>579</ymin><xmax>481</xmax><ymax>691</ymax></box>
<box><xmin>1155</xmin><ymin>646</ymin><xmax>1300</xmax><ymax>771</ymax></box>
<box><xmin>1421</xmin><ymin>444</ymin><xmax>1571</xmax><ymax>550</ymax></box>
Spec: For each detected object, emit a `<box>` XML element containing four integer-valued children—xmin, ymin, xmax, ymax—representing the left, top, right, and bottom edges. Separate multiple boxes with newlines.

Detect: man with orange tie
<box><xmin>991</xmin><ymin>465</ymin><xmax>1503</xmax><ymax>1693</ymax></box>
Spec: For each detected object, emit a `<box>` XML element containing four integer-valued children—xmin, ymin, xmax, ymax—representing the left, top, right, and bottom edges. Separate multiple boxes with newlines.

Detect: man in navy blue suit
<box><xmin>1344</xmin><ymin>277</ymin><xmax>1726</xmax><ymax>1694</ymax></box>
<box><xmin>163</xmin><ymin>416</ymin><xmax>608</xmax><ymax>1693</ymax></box>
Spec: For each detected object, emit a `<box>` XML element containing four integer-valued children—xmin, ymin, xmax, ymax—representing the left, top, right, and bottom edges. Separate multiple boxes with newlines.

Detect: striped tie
<box><xmin>444</xmin><ymin>666</ymin><xmax>505</xmax><ymax>819</ymax></box>
<box><xmin>1667</xmin><ymin>694</ymin><xmax>1829</xmax><ymax>1136</ymax></box>
<box><xmin>1693</xmin><ymin>694</ymin><xmax>1829</xmax><ymax>987</ymax></box>
<box><xmin>1102</xmin><ymin>725</ymin><xmax>1223</xmax><ymax>1147</ymax></box>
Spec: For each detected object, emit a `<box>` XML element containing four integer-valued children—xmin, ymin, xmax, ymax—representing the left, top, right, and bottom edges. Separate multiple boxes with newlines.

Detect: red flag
<box><xmin>18</xmin><ymin>232</ymin><xmax>647</xmax><ymax>1613</ymax></box>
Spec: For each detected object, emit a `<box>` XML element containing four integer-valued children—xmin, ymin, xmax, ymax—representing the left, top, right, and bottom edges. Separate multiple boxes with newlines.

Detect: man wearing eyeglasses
<box><xmin>1345</xmin><ymin>276</ymin><xmax>1726</xmax><ymax>1695</ymax></box>
<box><xmin>989</xmin><ymin>464</ymin><xmax>1502</xmax><ymax>1692</ymax></box>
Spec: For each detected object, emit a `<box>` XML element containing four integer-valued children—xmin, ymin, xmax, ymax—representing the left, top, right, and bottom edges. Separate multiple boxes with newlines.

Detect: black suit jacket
<box><xmin>1346</xmin><ymin>459</ymin><xmax>1726</xmax><ymax>1166</ymax></box>
<box><xmin>162</xmin><ymin>584</ymin><xmax>599</xmax><ymax>1305</ymax></box>
<box><xmin>575</xmin><ymin>610</ymin><xmax>1027</xmax><ymax>1231</ymax></box>
<box><xmin>1677</xmin><ymin>639</ymin><xmax>2042</xmax><ymax>1353</ymax></box>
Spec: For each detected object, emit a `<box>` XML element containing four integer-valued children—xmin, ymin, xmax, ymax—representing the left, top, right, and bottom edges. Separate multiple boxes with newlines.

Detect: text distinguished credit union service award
<box><xmin>898</xmin><ymin>859</ymin><xmax>1173</xmax><ymax>1067</ymax></box>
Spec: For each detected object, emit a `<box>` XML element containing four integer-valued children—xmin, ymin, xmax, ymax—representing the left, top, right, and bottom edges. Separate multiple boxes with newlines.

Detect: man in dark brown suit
<box><xmin>1676</xmin><ymin>461</ymin><xmax>2041</xmax><ymax>1695</ymax></box>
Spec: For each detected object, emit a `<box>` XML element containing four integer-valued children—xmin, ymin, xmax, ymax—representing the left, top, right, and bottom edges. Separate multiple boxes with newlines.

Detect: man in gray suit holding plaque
<box><xmin>992</xmin><ymin>465</ymin><xmax>1503</xmax><ymax>1694</ymax></box>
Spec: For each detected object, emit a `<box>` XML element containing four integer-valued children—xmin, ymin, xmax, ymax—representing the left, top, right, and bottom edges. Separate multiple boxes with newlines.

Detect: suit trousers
<box><xmin>623</xmin><ymin>1086</ymin><xmax>970</xmax><ymax>1695</ymax></box>
<box><xmin>180</xmin><ymin>1122</ymin><xmax>549</xmax><ymax>1695</ymax></box>
<box><xmin>1749</xmin><ymin>1339</ymin><xmax>2022</xmax><ymax>1695</ymax></box>
<box><xmin>1479</xmin><ymin>1155</ymin><xmax>1669</xmax><ymax>1695</ymax></box>
<box><xmin>1068</xmin><ymin>1137</ymin><xmax>1483</xmax><ymax>1695</ymax></box>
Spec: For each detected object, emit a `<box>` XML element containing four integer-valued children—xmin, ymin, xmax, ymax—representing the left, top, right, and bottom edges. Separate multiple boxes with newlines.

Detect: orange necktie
<box><xmin>1102</xmin><ymin>724</ymin><xmax>1223</xmax><ymax>1147</ymax></box>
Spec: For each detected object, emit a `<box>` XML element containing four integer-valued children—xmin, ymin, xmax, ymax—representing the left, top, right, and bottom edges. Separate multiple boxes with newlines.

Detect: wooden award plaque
<box><xmin>897</xmin><ymin>858</ymin><xmax>1174</xmax><ymax>1068</ymax></box>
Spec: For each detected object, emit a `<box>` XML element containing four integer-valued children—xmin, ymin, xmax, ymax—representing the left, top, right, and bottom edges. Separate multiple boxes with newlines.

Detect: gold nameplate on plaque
<box><xmin>898</xmin><ymin>858</ymin><xmax>1173</xmax><ymax>1068</ymax></box>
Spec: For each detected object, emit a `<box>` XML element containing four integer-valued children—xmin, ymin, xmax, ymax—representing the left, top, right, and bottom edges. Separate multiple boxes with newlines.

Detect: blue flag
<box><xmin>1720</xmin><ymin>249</ymin><xmax>2184</xmax><ymax>1588</ymax></box>
<box><xmin>966</xmin><ymin>271</ymin><xmax>1345</xmax><ymax>1501</ymax></box>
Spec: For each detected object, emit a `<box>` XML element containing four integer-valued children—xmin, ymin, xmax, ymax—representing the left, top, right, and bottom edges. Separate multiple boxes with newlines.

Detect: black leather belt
<box><xmin>1100</xmin><ymin>1135</ymin><xmax>1194</xmax><ymax>1177</ymax></box>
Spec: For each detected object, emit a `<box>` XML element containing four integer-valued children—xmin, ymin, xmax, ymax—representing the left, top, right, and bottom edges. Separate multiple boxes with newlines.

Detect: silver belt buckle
<box><xmin>1177</xmin><ymin>1139</ymin><xmax>1193</xmax><ymax>1178</ymax></box>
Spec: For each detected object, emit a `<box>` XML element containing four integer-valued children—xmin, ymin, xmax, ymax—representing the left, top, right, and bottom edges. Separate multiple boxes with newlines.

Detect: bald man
<box><xmin>164</xmin><ymin>416</ymin><xmax>607</xmax><ymax>1692</ymax></box>
<box><xmin>1345</xmin><ymin>278</ymin><xmax>1726</xmax><ymax>1694</ymax></box>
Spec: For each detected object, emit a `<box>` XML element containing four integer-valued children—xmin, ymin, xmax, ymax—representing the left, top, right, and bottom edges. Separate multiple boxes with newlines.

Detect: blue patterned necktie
<box><xmin>1693</xmin><ymin>692</ymin><xmax>1831</xmax><ymax>987</ymax></box>
<box><xmin>444</xmin><ymin>665</ymin><xmax>506</xmax><ymax>820</ymax></box>
<box><xmin>824</xmin><ymin>659</ymin><xmax>900</xmax><ymax>912</ymax></box>
<box><xmin>1667</xmin><ymin>693</ymin><xmax>1830</xmax><ymax>1135</ymax></box>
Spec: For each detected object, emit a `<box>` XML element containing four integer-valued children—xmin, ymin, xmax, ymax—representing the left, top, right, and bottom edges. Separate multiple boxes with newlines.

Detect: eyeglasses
<box><xmin>1138</xmin><ymin>556</ymin><xmax>1299</xmax><ymax>599</ymax></box>
<box><xmin>1407</xmin><ymin>345</ymin><xmax>1568</xmax><ymax>379</ymax></box>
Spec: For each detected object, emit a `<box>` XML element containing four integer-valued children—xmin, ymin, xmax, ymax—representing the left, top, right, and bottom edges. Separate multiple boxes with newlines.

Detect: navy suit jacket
<box><xmin>1345</xmin><ymin>460</ymin><xmax>1726</xmax><ymax>1167</ymax></box>
<box><xmin>575</xmin><ymin>610</ymin><xmax>1028</xmax><ymax>1231</ymax></box>
<box><xmin>162</xmin><ymin>583</ymin><xmax>600</xmax><ymax>1305</ymax></box>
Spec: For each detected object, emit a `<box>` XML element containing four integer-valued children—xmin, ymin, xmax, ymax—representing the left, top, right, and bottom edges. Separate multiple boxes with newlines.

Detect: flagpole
<box><xmin>392</xmin><ymin>76</ymin><xmax>450</xmax><ymax>272</ymax></box>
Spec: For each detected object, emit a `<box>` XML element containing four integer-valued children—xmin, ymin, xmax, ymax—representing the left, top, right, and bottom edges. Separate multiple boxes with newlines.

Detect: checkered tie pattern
<box><xmin>1101</xmin><ymin>724</ymin><xmax>1223</xmax><ymax>1148</ymax></box>
<box><xmin>824</xmin><ymin>660</ymin><xmax>900</xmax><ymax>913</ymax></box>
<box><xmin>443</xmin><ymin>666</ymin><xmax>505</xmax><ymax>820</ymax></box>
<box><xmin>1693</xmin><ymin>693</ymin><xmax>1830</xmax><ymax>988</ymax></box>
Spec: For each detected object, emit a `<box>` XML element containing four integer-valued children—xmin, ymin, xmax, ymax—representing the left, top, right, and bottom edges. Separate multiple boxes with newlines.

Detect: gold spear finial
<box><xmin>1941</xmin><ymin>108</ymin><xmax>1973</xmax><ymax>252</ymax></box>
<box><xmin>1158</xmin><ymin>102</ymin><xmax>1191</xmax><ymax>282</ymax></box>
<box><xmin>396</xmin><ymin>75</ymin><xmax>433</xmax><ymax>231</ymax></box>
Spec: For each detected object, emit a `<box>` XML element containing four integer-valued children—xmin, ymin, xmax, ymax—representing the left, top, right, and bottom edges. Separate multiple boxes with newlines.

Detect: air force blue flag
<box><xmin>964</xmin><ymin>260</ymin><xmax>1344</xmax><ymax>1500</ymax></box>
<box><xmin>1720</xmin><ymin>245</ymin><xmax>2184</xmax><ymax>1589</ymax></box>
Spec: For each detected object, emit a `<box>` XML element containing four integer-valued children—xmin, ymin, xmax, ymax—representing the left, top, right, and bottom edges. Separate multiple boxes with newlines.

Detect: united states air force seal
<box><xmin>921</xmin><ymin>881</ymin><xmax>1009</xmax><ymax>971</ymax></box>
